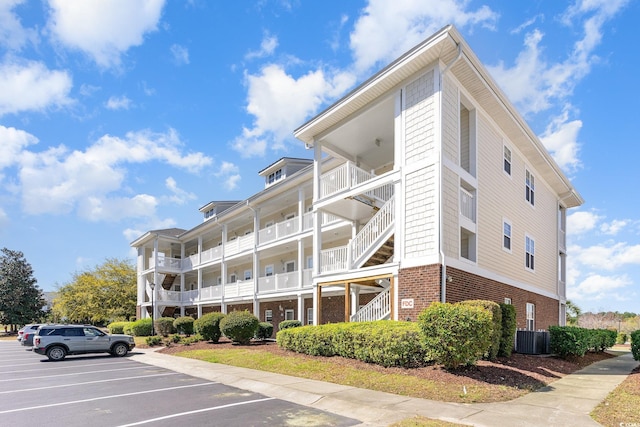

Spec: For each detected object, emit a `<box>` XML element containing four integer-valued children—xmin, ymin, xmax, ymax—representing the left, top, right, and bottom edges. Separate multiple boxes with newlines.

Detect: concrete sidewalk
<box><xmin>129</xmin><ymin>349</ymin><xmax>639</xmax><ymax>426</ymax></box>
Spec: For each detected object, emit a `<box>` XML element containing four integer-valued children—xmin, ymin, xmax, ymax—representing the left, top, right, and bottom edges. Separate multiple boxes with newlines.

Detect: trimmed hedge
<box><xmin>460</xmin><ymin>300</ymin><xmax>502</xmax><ymax>360</ymax></box>
<box><xmin>549</xmin><ymin>326</ymin><xmax>616</xmax><ymax>358</ymax></box>
<box><xmin>220</xmin><ymin>310</ymin><xmax>259</xmax><ymax>344</ymax></box>
<box><xmin>276</xmin><ymin>321</ymin><xmax>429</xmax><ymax>367</ymax></box>
<box><xmin>155</xmin><ymin>317</ymin><xmax>177</xmax><ymax>337</ymax></box>
<box><xmin>616</xmin><ymin>332</ymin><xmax>627</xmax><ymax>345</ymax></box>
<box><xmin>194</xmin><ymin>312</ymin><xmax>226</xmax><ymax>342</ymax></box>
<box><xmin>499</xmin><ymin>303</ymin><xmax>517</xmax><ymax>357</ymax></box>
<box><xmin>173</xmin><ymin>316</ymin><xmax>194</xmax><ymax>336</ymax></box>
<box><xmin>130</xmin><ymin>318</ymin><xmax>153</xmax><ymax>336</ymax></box>
<box><xmin>630</xmin><ymin>330</ymin><xmax>640</xmax><ymax>361</ymax></box>
<box><xmin>255</xmin><ymin>322</ymin><xmax>274</xmax><ymax>340</ymax></box>
<box><xmin>418</xmin><ymin>302</ymin><xmax>492</xmax><ymax>369</ymax></box>
<box><xmin>107</xmin><ymin>321</ymin><xmax>129</xmax><ymax>334</ymax></box>
<box><xmin>279</xmin><ymin>320</ymin><xmax>302</xmax><ymax>330</ymax></box>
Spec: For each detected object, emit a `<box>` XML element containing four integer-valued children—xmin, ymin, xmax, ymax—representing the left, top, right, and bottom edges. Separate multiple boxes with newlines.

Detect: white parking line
<box><xmin>118</xmin><ymin>397</ymin><xmax>276</xmax><ymax>426</ymax></box>
<box><xmin>0</xmin><ymin>366</ymin><xmax>150</xmax><ymax>382</ymax></box>
<box><xmin>0</xmin><ymin>382</ymin><xmax>217</xmax><ymax>414</ymax></box>
<box><xmin>0</xmin><ymin>372</ymin><xmax>180</xmax><ymax>395</ymax></box>
<box><xmin>0</xmin><ymin>360</ymin><xmax>135</xmax><ymax>372</ymax></box>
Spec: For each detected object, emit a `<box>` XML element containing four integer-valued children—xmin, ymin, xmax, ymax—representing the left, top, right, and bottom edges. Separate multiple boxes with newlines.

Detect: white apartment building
<box><xmin>131</xmin><ymin>25</ymin><xmax>582</xmax><ymax>333</ymax></box>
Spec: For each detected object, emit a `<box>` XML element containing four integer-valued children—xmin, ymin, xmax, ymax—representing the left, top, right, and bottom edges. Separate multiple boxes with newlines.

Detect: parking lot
<box><xmin>0</xmin><ymin>342</ymin><xmax>359</xmax><ymax>426</ymax></box>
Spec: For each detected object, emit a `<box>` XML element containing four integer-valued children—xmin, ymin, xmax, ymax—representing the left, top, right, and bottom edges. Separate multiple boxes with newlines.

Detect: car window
<box><xmin>83</xmin><ymin>328</ymin><xmax>104</xmax><ymax>337</ymax></box>
<box><xmin>63</xmin><ymin>328</ymin><xmax>84</xmax><ymax>337</ymax></box>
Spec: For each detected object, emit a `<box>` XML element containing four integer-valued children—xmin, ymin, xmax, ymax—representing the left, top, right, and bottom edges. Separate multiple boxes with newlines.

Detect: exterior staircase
<box><xmin>350</xmin><ymin>285</ymin><xmax>391</xmax><ymax>322</ymax></box>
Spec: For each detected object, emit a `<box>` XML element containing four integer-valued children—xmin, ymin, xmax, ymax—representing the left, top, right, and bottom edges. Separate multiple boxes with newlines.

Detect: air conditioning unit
<box><xmin>515</xmin><ymin>330</ymin><xmax>550</xmax><ymax>354</ymax></box>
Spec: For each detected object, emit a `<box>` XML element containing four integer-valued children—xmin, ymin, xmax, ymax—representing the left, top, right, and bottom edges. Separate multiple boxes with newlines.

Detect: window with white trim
<box><xmin>244</xmin><ymin>269</ymin><xmax>252</xmax><ymax>280</ymax></box>
<box><xmin>525</xmin><ymin>170</ymin><xmax>535</xmax><ymax>206</ymax></box>
<box><xmin>285</xmin><ymin>309</ymin><xmax>294</xmax><ymax>321</ymax></box>
<box><xmin>306</xmin><ymin>255</ymin><xmax>313</xmax><ymax>269</ymax></box>
<box><xmin>307</xmin><ymin>307</ymin><xmax>313</xmax><ymax>325</ymax></box>
<box><xmin>229</xmin><ymin>273</ymin><xmax>237</xmax><ymax>283</ymax></box>
<box><xmin>284</xmin><ymin>260</ymin><xmax>295</xmax><ymax>273</ymax></box>
<box><xmin>265</xmin><ymin>265</ymin><xmax>274</xmax><ymax>277</ymax></box>
<box><xmin>503</xmin><ymin>219</ymin><xmax>512</xmax><ymax>251</ymax></box>
<box><xmin>525</xmin><ymin>235</ymin><xmax>535</xmax><ymax>271</ymax></box>
<box><xmin>503</xmin><ymin>145</ymin><xmax>511</xmax><ymax>176</ymax></box>
<box><xmin>504</xmin><ymin>297</ymin><xmax>512</xmax><ymax>305</ymax></box>
<box><xmin>526</xmin><ymin>303</ymin><xmax>535</xmax><ymax>330</ymax></box>
<box><xmin>265</xmin><ymin>309</ymin><xmax>273</xmax><ymax>322</ymax></box>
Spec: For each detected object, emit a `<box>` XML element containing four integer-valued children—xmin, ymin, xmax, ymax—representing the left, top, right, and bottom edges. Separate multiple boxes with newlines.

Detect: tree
<box><xmin>0</xmin><ymin>248</ymin><xmax>45</xmax><ymax>329</ymax></box>
<box><xmin>53</xmin><ymin>258</ymin><xmax>137</xmax><ymax>324</ymax></box>
<box><xmin>565</xmin><ymin>300</ymin><xmax>581</xmax><ymax>326</ymax></box>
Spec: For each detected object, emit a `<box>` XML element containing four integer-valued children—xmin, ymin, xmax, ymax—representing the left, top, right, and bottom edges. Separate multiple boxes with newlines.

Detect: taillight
<box><xmin>34</xmin><ymin>337</ymin><xmax>40</xmax><ymax>346</ymax></box>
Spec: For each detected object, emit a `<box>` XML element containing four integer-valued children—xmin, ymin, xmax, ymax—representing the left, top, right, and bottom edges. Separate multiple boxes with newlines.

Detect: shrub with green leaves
<box><xmin>499</xmin><ymin>303</ymin><xmax>517</xmax><ymax>357</ymax></box>
<box><xmin>277</xmin><ymin>324</ymin><xmax>336</xmax><ymax>356</ymax></box>
<box><xmin>146</xmin><ymin>335</ymin><xmax>162</xmax><ymax>346</ymax></box>
<box><xmin>220</xmin><ymin>310</ymin><xmax>259</xmax><ymax>344</ymax></box>
<box><xmin>156</xmin><ymin>317</ymin><xmax>177</xmax><ymax>337</ymax></box>
<box><xmin>418</xmin><ymin>302</ymin><xmax>492</xmax><ymax>369</ymax></box>
<box><xmin>107</xmin><ymin>321</ymin><xmax>129</xmax><ymax>334</ymax></box>
<box><xmin>130</xmin><ymin>318</ymin><xmax>153</xmax><ymax>336</ymax></box>
<box><xmin>459</xmin><ymin>300</ymin><xmax>502</xmax><ymax>360</ymax></box>
<box><xmin>616</xmin><ymin>332</ymin><xmax>627</xmax><ymax>345</ymax></box>
<box><xmin>279</xmin><ymin>320</ymin><xmax>302</xmax><ymax>330</ymax></box>
<box><xmin>194</xmin><ymin>312</ymin><xmax>226</xmax><ymax>342</ymax></box>
<box><xmin>630</xmin><ymin>330</ymin><xmax>640</xmax><ymax>361</ymax></box>
<box><xmin>123</xmin><ymin>322</ymin><xmax>134</xmax><ymax>335</ymax></box>
<box><xmin>255</xmin><ymin>322</ymin><xmax>274</xmax><ymax>340</ymax></box>
<box><xmin>173</xmin><ymin>316</ymin><xmax>194</xmax><ymax>336</ymax></box>
<box><xmin>549</xmin><ymin>326</ymin><xmax>589</xmax><ymax>357</ymax></box>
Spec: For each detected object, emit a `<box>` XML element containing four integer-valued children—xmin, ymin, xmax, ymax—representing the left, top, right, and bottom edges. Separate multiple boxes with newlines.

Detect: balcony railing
<box><xmin>320</xmin><ymin>162</ymin><xmax>374</xmax><ymax>199</ymax></box>
<box><xmin>149</xmin><ymin>256</ymin><xmax>182</xmax><ymax>271</ymax></box>
<box><xmin>224</xmin><ymin>279</ymin><xmax>254</xmax><ymax>298</ymax></box>
<box><xmin>460</xmin><ymin>188</ymin><xmax>476</xmax><ymax>223</ymax></box>
<box><xmin>257</xmin><ymin>269</ymin><xmax>312</xmax><ymax>293</ymax></box>
<box><xmin>201</xmin><ymin>245</ymin><xmax>222</xmax><ymax>264</ymax></box>
<box><xmin>350</xmin><ymin>288</ymin><xmax>390</xmax><ymax>322</ymax></box>
<box><xmin>226</xmin><ymin>233</ymin><xmax>254</xmax><ymax>256</ymax></box>
<box><xmin>200</xmin><ymin>285</ymin><xmax>222</xmax><ymax>301</ymax></box>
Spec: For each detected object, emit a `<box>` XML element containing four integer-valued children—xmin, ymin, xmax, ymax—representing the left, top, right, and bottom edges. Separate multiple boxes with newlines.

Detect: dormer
<box><xmin>258</xmin><ymin>157</ymin><xmax>312</xmax><ymax>188</ymax></box>
<box><xmin>198</xmin><ymin>200</ymin><xmax>240</xmax><ymax>222</ymax></box>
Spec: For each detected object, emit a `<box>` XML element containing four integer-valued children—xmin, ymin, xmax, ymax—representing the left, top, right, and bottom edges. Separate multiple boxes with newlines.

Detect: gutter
<box><xmin>439</xmin><ymin>40</ymin><xmax>462</xmax><ymax>303</ymax></box>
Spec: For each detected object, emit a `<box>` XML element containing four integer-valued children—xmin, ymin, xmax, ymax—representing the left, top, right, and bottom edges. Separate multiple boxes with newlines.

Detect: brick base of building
<box><xmin>398</xmin><ymin>264</ymin><xmax>560</xmax><ymax>330</ymax></box>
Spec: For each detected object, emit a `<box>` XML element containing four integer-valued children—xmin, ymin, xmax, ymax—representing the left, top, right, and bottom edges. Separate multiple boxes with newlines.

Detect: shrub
<box><xmin>155</xmin><ymin>317</ymin><xmax>177</xmax><ymax>337</ymax></box>
<box><xmin>181</xmin><ymin>333</ymin><xmax>203</xmax><ymax>345</ymax></box>
<box><xmin>589</xmin><ymin>329</ymin><xmax>616</xmax><ymax>352</ymax></box>
<box><xmin>194</xmin><ymin>312</ymin><xmax>226</xmax><ymax>342</ymax></box>
<box><xmin>173</xmin><ymin>316</ymin><xmax>195</xmax><ymax>336</ymax></box>
<box><xmin>499</xmin><ymin>303</ymin><xmax>517</xmax><ymax>357</ymax></box>
<box><xmin>630</xmin><ymin>330</ymin><xmax>640</xmax><ymax>361</ymax></box>
<box><xmin>220</xmin><ymin>310</ymin><xmax>259</xmax><ymax>344</ymax></box>
<box><xmin>277</xmin><ymin>324</ymin><xmax>336</xmax><ymax>356</ymax></box>
<box><xmin>129</xmin><ymin>318</ymin><xmax>153</xmax><ymax>336</ymax></box>
<box><xmin>459</xmin><ymin>300</ymin><xmax>502</xmax><ymax>360</ymax></box>
<box><xmin>123</xmin><ymin>322</ymin><xmax>134</xmax><ymax>335</ymax></box>
<box><xmin>616</xmin><ymin>332</ymin><xmax>627</xmax><ymax>345</ymax></box>
<box><xmin>549</xmin><ymin>326</ymin><xmax>589</xmax><ymax>358</ymax></box>
<box><xmin>255</xmin><ymin>322</ymin><xmax>274</xmax><ymax>340</ymax></box>
<box><xmin>107</xmin><ymin>321</ymin><xmax>129</xmax><ymax>334</ymax></box>
<box><xmin>146</xmin><ymin>336</ymin><xmax>162</xmax><ymax>346</ymax></box>
<box><xmin>279</xmin><ymin>320</ymin><xmax>302</xmax><ymax>330</ymax></box>
<box><xmin>418</xmin><ymin>302</ymin><xmax>492</xmax><ymax>369</ymax></box>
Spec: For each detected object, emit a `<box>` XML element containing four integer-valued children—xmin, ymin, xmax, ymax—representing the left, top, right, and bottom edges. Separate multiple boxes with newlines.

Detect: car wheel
<box><xmin>112</xmin><ymin>343</ymin><xmax>129</xmax><ymax>357</ymax></box>
<box><xmin>46</xmin><ymin>346</ymin><xmax>66</xmax><ymax>361</ymax></box>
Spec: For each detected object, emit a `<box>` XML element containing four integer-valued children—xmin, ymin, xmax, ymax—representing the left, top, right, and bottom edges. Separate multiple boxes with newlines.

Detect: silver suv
<box><xmin>33</xmin><ymin>325</ymin><xmax>135</xmax><ymax>361</ymax></box>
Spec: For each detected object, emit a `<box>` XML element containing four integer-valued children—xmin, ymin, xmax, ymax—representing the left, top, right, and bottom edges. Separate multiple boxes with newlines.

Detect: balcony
<box><xmin>149</xmin><ymin>256</ymin><xmax>181</xmax><ymax>273</ymax></box>
<box><xmin>224</xmin><ymin>279</ymin><xmax>254</xmax><ymax>298</ymax></box>
<box><xmin>257</xmin><ymin>269</ymin><xmax>312</xmax><ymax>294</ymax></box>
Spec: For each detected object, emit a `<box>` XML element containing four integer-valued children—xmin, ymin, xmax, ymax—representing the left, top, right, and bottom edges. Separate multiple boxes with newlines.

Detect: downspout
<box><xmin>439</xmin><ymin>41</ymin><xmax>462</xmax><ymax>303</ymax></box>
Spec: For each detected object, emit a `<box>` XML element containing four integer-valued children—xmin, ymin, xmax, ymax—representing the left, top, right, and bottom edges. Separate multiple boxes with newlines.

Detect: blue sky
<box><xmin>1</xmin><ymin>0</ymin><xmax>638</xmax><ymax>315</ymax></box>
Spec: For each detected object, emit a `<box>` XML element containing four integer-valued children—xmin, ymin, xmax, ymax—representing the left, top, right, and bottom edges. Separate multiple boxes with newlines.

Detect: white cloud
<box><xmin>123</xmin><ymin>216</ymin><xmax>178</xmax><ymax>242</ymax></box>
<box><xmin>571</xmin><ymin>242</ymin><xmax>640</xmax><ymax>271</ymax></box>
<box><xmin>46</xmin><ymin>0</ymin><xmax>166</xmax><ymax>69</ymax></box>
<box><xmin>232</xmin><ymin>64</ymin><xmax>355</xmax><ymax>157</ymax></box>
<box><xmin>14</xmin><ymin>128</ymin><xmax>212</xmax><ymax>218</ymax></box>
<box><xmin>0</xmin><ymin>0</ymin><xmax>39</xmax><ymax>51</ymax></box>
<box><xmin>567</xmin><ymin>210</ymin><xmax>602</xmax><ymax>235</ymax></box>
<box><xmin>0</xmin><ymin>207</ymin><xmax>8</xmax><ymax>230</ymax></box>
<box><xmin>568</xmin><ymin>273</ymin><xmax>632</xmax><ymax>301</ymax></box>
<box><xmin>539</xmin><ymin>105</ymin><xmax>582</xmax><ymax>173</ymax></box>
<box><xmin>245</xmin><ymin>33</ymin><xmax>278</xmax><ymax>60</ymax></box>
<box><xmin>0</xmin><ymin>59</ymin><xmax>73</xmax><ymax>116</ymax></box>
<box><xmin>214</xmin><ymin>161</ymin><xmax>241</xmax><ymax>190</ymax></box>
<box><xmin>164</xmin><ymin>177</ymin><xmax>196</xmax><ymax>204</ymax></box>
<box><xmin>349</xmin><ymin>0</ymin><xmax>497</xmax><ymax>74</ymax></box>
<box><xmin>0</xmin><ymin>125</ymin><xmax>39</xmax><ymax>169</ymax></box>
<box><xmin>79</xmin><ymin>84</ymin><xmax>100</xmax><ymax>97</ymax></box>
<box><xmin>600</xmin><ymin>219</ymin><xmax>628</xmax><ymax>236</ymax></box>
<box><xmin>488</xmin><ymin>0</ymin><xmax>628</xmax><ymax>115</ymax></box>
<box><xmin>105</xmin><ymin>95</ymin><xmax>132</xmax><ymax>110</ymax></box>
<box><xmin>170</xmin><ymin>43</ymin><xmax>189</xmax><ymax>65</ymax></box>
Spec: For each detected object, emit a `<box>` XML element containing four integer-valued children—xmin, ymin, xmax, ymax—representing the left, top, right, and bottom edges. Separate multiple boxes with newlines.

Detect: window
<box><xmin>503</xmin><ymin>220</ymin><xmax>512</xmax><ymax>251</ymax></box>
<box><xmin>526</xmin><ymin>303</ymin><xmax>535</xmax><ymax>330</ymax></box>
<box><xmin>504</xmin><ymin>297</ymin><xmax>512</xmax><ymax>305</ymax></box>
<box><xmin>285</xmin><ymin>261</ymin><xmax>295</xmax><ymax>273</ymax></box>
<box><xmin>525</xmin><ymin>170</ymin><xmax>535</xmax><ymax>206</ymax></box>
<box><xmin>229</xmin><ymin>273</ymin><xmax>237</xmax><ymax>283</ymax></box>
<box><xmin>216</xmin><ymin>276</ymin><xmax>221</xmax><ymax>285</ymax></box>
<box><xmin>307</xmin><ymin>307</ymin><xmax>313</xmax><ymax>325</ymax></box>
<box><xmin>525</xmin><ymin>236</ymin><xmax>535</xmax><ymax>271</ymax></box>
<box><xmin>244</xmin><ymin>269</ymin><xmax>252</xmax><ymax>280</ymax></box>
<box><xmin>285</xmin><ymin>309</ymin><xmax>295</xmax><ymax>321</ymax></box>
<box><xmin>265</xmin><ymin>265</ymin><xmax>274</xmax><ymax>277</ymax></box>
<box><xmin>306</xmin><ymin>256</ymin><xmax>313</xmax><ymax>269</ymax></box>
<box><xmin>503</xmin><ymin>145</ymin><xmax>511</xmax><ymax>175</ymax></box>
<box><xmin>265</xmin><ymin>309</ymin><xmax>273</xmax><ymax>322</ymax></box>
